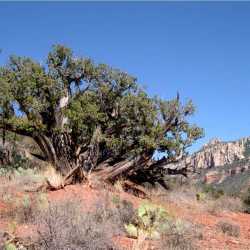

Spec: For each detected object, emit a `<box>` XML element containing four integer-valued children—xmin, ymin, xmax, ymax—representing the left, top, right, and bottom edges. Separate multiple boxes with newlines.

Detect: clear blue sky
<box><xmin>1</xmin><ymin>2</ymin><xmax>250</xmax><ymax>152</ymax></box>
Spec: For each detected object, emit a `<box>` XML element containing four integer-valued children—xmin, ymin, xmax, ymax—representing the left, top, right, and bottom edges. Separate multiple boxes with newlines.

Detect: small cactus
<box><xmin>196</xmin><ymin>192</ymin><xmax>206</xmax><ymax>201</ymax></box>
<box><xmin>125</xmin><ymin>202</ymin><xmax>170</xmax><ymax>239</ymax></box>
<box><xmin>4</xmin><ymin>243</ymin><xmax>17</xmax><ymax>250</ymax></box>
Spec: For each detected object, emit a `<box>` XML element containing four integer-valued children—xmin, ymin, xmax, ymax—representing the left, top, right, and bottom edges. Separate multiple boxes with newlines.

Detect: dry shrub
<box><xmin>155</xmin><ymin>185</ymin><xmax>199</xmax><ymax>208</ymax></box>
<box><xmin>11</xmin><ymin>195</ymin><xmax>34</xmax><ymax>223</ymax></box>
<box><xmin>34</xmin><ymin>199</ymin><xmax>121</xmax><ymax>250</ymax></box>
<box><xmin>0</xmin><ymin>164</ymin><xmax>62</xmax><ymax>197</ymax></box>
<box><xmin>0</xmin><ymin>178</ymin><xmax>12</xmax><ymax>202</ymax></box>
<box><xmin>216</xmin><ymin>221</ymin><xmax>240</xmax><ymax>237</ymax></box>
<box><xmin>93</xmin><ymin>191</ymin><xmax>137</xmax><ymax>237</ymax></box>
<box><xmin>1</xmin><ymin>192</ymin><xmax>46</xmax><ymax>224</ymax></box>
<box><xmin>158</xmin><ymin>220</ymin><xmax>202</xmax><ymax>250</ymax></box>
<box><xmin>204</xmin><ymin>196</ymin><xmax>244</xmax><ymax>215</ymax></box>
<box><xmin>0</xmin><ymin>167</ymin><xmax>45</xmax><ymax>201</ymax></box>
<box><xmin>112</xmin><ymin>198</ymin><xmax>136</xmax><ymax>226</ymax></box>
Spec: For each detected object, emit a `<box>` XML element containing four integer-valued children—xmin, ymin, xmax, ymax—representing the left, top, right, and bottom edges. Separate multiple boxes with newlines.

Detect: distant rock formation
<box><xmin>165</xmin><ymin>137</ymin><xmax>250</xmax><ymax>189</ymax></box>
<box><xmin>164</xmin><ymin>136</ymin><xmax>250</xmax><ymax>194</ymax></box>
<box><xmin>185</xmin><ymin>137</ymin><xmax>250</xmax><ymax>170</ymax></box>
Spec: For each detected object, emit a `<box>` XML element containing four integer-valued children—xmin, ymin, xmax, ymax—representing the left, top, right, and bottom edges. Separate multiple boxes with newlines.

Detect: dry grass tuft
<box><xmin>216</xmin><ymin>221</ymin><xmax>240</xmax><ymax>237</ymax></box>
<box><xmin>43</xmin><ymin>165</ymin><xmax>64</xmax><ymax>188</ymax></box>
<box><xmin>114</xmin><ymin>179</ymin><xmax>125</xmax><ymax>192</ymax></box>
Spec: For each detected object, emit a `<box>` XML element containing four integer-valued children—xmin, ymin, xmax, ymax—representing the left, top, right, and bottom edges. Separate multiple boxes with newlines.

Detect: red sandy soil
<box><xmin>0</xmin><ymin>184</ymin><xmax>250</xmax><ymax>250</ymax></box>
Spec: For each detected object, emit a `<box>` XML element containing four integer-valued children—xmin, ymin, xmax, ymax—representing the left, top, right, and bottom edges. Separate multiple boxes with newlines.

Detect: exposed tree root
<box><xmin>24</xmin><ymin>164</ymin><xmax>150</xmax><ymax>199</ymax></box>
<box><xmin>24</xmin><ymin>179</ymin><xmax>62</xmax><ymax>193</ymax></box>
<box><xmin>25</xmin><ymin>165</ymin><xmax>87</xmax><ymax>192</ymax></box>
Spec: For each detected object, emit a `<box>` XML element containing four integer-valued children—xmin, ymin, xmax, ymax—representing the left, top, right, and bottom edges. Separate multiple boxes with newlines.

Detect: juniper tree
<box><xmin>0</xmin><ymin>45</ymin><xmax>203</xmax><ymax>184</ymax></box>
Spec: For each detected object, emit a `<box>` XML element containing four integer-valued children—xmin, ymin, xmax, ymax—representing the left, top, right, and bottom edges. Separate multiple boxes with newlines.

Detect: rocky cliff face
<box><xmin>185</xmin><ymin>137</ymin><xmax>250</xmax><ymax>170</ymax></box>
<box><xmin>180</xmin><ymin>137</ymin><xmax>250</xmax><ymax>191</ymax></box>
<box><xmin>165</xmin><ymin>137</ymin><xmax>250</xmax><ymax>194</ymax></box>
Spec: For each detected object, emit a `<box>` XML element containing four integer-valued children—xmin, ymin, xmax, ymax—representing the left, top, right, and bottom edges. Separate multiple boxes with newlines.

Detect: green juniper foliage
<box><xmin>0</xmin><ymin>45</ymin><xmax>203</xmax><ymax>183</ymax></box>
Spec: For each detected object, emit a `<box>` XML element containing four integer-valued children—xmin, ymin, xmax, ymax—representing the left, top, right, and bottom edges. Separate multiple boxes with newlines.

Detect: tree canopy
<box><xmin>0</xmin><ymin>45</ymin><xmax>203</xmax><ymax>185</ymax></box>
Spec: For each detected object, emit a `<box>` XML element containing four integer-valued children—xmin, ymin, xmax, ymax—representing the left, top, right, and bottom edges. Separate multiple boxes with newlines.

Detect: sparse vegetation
<box><xmin>112</xmin><ymin>198</ymin><xmax>136</xmax><ymax>226</ymax></box>
<box><xmin>34</xmin><ymin>199</ymin><xmax>120</xmax><ymax>250</ymax></box>
<box><xmin>159</xmin><ymin>219</ymin><xmax>202</xmax><ymax>250</ymax></box>
<box><xmin>1</xmin><ymin>191</ymin><xmax>44</xmax><ymax>224</ymax></box>
<box><xmin>205</xmin><ymin>196</ymin><xmax>244</xmax><ymax>215</ymax></box>
<box><xmin>154</xmin><ymin>183</ymin><xmax>244</xmax><ymax>215</ymax></box>
<box><xmin>216</xmin><ymin>221</ymin><xmax>240</xmax><ymax>237</ymax></box>
<box><xmin>202</xmin><ymin>185</ymin><xmax>224</xmax><ymax>199</ymax></box>
<box><xmin>0</xmin><ymin>167</ymin><xmax>45</xmax><ymax>201</ymax></box>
